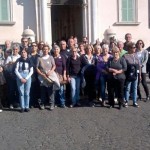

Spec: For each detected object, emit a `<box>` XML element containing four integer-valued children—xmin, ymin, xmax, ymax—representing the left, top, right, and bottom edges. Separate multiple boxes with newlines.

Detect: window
<box><xmin>117</xmin><ymin>0</ymin><xmax>138</xmax><ymax>24</ymax></box>
<box><xmin>0</xmin><ymin>0</ymin><xmax>11</xmax><ymax>22</ymax></box>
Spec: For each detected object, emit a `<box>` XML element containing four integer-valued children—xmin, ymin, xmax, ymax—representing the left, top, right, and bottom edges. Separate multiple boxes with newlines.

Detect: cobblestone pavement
<box><xmin>1</xmin><ymin>81</ymin><xmax>150</xmax><ymax>150</ymax></box>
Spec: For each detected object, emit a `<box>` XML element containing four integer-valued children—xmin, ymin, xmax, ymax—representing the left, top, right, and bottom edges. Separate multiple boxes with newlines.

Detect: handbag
<box><xmin>56</xmin><ymin>73</ymin><xmax>68</xmax><ymax>84</ymax></box>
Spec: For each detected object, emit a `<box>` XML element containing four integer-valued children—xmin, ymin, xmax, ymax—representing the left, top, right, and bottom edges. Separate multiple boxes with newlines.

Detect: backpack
<box><xmin>126</xmin><ymin>64</ymin><xmax>137</xmax><ymax>81</ymax></box>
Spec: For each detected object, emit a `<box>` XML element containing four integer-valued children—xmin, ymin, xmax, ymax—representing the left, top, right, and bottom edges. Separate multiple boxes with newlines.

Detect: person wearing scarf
<box><xmin>15</xmin><ymin>48</ymin><xmax>33</xmax><ymax>112</ymax></box>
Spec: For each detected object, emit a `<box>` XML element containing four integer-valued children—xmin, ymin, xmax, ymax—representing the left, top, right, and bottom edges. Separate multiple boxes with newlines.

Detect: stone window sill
<box><xmin>0</xmin><ymin>21</ymin><xmax>16</xmax><ymax>26</ymax></box>
<box><xmin>114</xmin><ymin>22</ymin><xmax>140</xmax><ymax>26</ymax></box>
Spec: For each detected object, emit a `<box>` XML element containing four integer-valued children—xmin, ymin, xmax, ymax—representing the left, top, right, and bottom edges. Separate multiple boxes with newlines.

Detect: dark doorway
<box><xmin>51</xmin><ymin>5</ymin><xmax>83</xmax><ymax>43</ymax></box>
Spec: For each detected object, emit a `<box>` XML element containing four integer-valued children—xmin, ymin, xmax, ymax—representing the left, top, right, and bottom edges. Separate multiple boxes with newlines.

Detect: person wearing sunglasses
<box><xmin>124</xmin><ymin>42</ymin><xmax>141</xmax><ymax>108</ymax></box>
<box><xmin>135</xmin><ymin>40</ymin><xmax>149</xmax><ymax>101</ymax></box>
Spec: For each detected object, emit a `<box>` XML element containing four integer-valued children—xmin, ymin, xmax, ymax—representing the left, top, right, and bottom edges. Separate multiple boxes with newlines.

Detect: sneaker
<box><xmin>40</xmin><ymin>104</ymin><xmax>45</xmax><ymax>110</ymax></box>
<box><xmin>145</xmin><ymin>96</ymin><xmax>150</xmax><ymax>102</ymax></box>
<box><xmin>0</xmin><ymin>109</ymin><xmax>3</xmax><ymax>112</ymax></box>
<box><xmin>10</xmin><ymin>105</ymin><xmax>14</xmax><ymax>109</ymax></box>
<box><xmin>50</xmin><ymin>105</ymin><xmax>54</xmax><ymax>111</ymax></box>
<box><xmin>133</xmin><ymin>103</ymin><xmax>139</xmax><ymax>108</ymax></box>
<box><xmin>60</xmin><ymin>105</ymin><xmax>66</xmax><ymax>108</ymax></box>
<box><xmin>101</xmin><ymin>101</ymin><xmax>106</xmax><ymax>107</ymax></box>
<box><xmin>70</xmin><ymin>104</ymin><xmax>74</xmax><ymax>108</ymax></box>
<box><xmin>124</xmin><ymin>102</ymin><xmax>128</xmax><ymax>108</ymax></box>
<box><xmin>89</xmin><ymin>102</ymin><xmax>95</xmax><ymax>107</ymax></box>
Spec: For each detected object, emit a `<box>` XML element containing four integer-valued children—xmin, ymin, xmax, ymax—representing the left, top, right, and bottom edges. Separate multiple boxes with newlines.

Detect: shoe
<box><xmin>138</xmin><ymin>96</ymin><xmax>142</xmax><ymax>101</ymax></box>
<box><xmin>60</xmin><ymin>105</ymin><xmax>66</xmax><ymax>108</ymax></box>
<box><xmin>109</xmin><ymin>105</ymin><xmax>114</xmax><ymax>108</ymax></box>
<box><xmin>76</xmin><ymin>103</ymin><xmax>81</xmax><ymax>107</ymax></box>
<box><xmin>0</xmin><ymin>109</ymin><xmax>3</xmax><ymax>112</ymax></box>
<box><xmin>124</xmin><ymin>102</ymin><xmax>128</xmax><ymax>108</ymax></box>
<box><xmin>25</xmin><ymin>108</ymin><xmax>30</xmax><ymax>112</ymax></box>
<box><xmin>20</xmin><ymin>109</ymin><xmax>24</xmax><ymax>113</ymax></box>
<box><xmin>145</xmin><ymin>97</ymin><xmax>150</xmax><ymax>102</ymax></box>
<box><xmin>101</xmin><ymin>101</ymin><xmax>106</xmax><ymax>107</ymax></box>
<box><xmin>40</xmin><ymin>104</ymin><xmax>45</xmax><ymax>110</ymax></box>
<box><xmin>10</xmin><ymin>105</ymin><xmax>14</xmax><ymax>109</ymax></box>
<box><xmin>89</xmin><ymin>102</ymin><xmax>95</xmax><ymax>107</ymax></box>
<box><xmin>70</xmin><ymin>104</ymin><xmax>74</xmax><ymax>108</ymax></box>
<box><xmin>133</xmin><ymin>103</ymin><xmax>139</xmax><ymax>108</ymax></box>
<box><xmin>50</xmin><ymin>105</ymin><xmax>54</xmax><ymax>111</ymax></box>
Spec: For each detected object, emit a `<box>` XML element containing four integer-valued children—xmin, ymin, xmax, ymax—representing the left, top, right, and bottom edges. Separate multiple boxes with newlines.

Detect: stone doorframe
<box><xmin>35</xmin><ymin>0</ymin><xmax>98</xmax><ymax>45</ymax></box>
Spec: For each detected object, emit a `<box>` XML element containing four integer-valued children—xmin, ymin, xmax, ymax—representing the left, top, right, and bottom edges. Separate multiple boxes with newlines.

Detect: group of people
<box><xmin>0</xmin><ymin>33</ymin><xmax>149</xmax><ymax>113</ymax></box>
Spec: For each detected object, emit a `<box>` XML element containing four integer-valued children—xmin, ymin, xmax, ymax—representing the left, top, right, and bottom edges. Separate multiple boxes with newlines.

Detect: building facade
<box><xmin>0</xmin><ymin>0</ymin><xmax>150</xmax><ymax>47</ymax></box>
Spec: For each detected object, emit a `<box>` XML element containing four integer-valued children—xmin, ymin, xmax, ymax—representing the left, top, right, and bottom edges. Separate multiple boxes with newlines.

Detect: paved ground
<box><xmin>0</xmin><ymin>80</ymin><xmax>150</xmax><ymax>150</ymax></box>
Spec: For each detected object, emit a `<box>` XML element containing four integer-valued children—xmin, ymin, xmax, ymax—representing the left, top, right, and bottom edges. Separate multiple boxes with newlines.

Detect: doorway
<box><xmin>51</xmin><ymin>5</ymin><xmax>83</xmax><ymax>43</ymax></box>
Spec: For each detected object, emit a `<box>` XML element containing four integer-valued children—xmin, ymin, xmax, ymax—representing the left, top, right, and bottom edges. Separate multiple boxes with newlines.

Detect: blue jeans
<box><xmin>125</xmin><ymin>77</ymin><xmax>138</xmax><ymax>104</ymax></box>
<box><xmin>17</xmin><ymin>72</ymin><xmax>31</xmax><ymax>109</ymax></box>
<box><xmin>55</xmin><ymin>84</ymin><xmax>65</xmax><ymax>106</ymax></box>
<box><xmin>70</xmin><ymin>76</ymin><xmax>80</xmax><ymax>105</ymax></box>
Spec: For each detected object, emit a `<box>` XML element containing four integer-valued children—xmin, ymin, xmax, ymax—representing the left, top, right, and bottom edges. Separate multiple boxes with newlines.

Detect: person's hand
<box><xmin>63</xmin><ymin>75</ymin><xmax>67</xmax><ymax>81</ymax></box>
<box><xmin>67</xmin><ymin>77</ymin><xmax>71</xmax><ymax>83</ymax></box>
<box><xmin>42</xmin><ymin>73</ymin><xmax>47</xmax><ymax>79</ymax></box>
<box><xmin>0</xmin><ymin>67</ymin><xmax>3</xmax><ymax>72</ymax></box>
<box><xmin>21</xmin><ymin>78</ymin><xmax>27</xmax><ymax>83</ymax></box>
<box><xmin>46</xmin><ymin>70</ymin><xmax>52</xmax><ymax>76</ymax></box>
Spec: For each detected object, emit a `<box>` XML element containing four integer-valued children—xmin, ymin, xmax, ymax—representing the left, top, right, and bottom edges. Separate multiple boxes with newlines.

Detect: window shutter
<box><xmin>121</xmin><ymin>0</ymin><xmax>135</xmax><ymax>22</ymax></box>
<box><xmin>0</xmin><ymin>0</ymin><xmax>10</xmax><ymax>21</ymax></box>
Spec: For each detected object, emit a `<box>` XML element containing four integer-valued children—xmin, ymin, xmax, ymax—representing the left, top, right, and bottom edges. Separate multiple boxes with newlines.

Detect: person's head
<box><xmin>53</xmin><ymin>45</ymin><xmax>60</xmax><ymax>56</ymax></box>
<box><xmin>112</xmin><ymin>47</ymin><xmax>120</xmax><ymax>58</ymax></box>
<box><xmin>127</xmin><ymin>42</ymin><xmax>136</xmax><ymax>53</ymax></box>
<box><xmin>59</xmin><ymin>40</ymin><xmax>67</xmax><ymax>50</ymax></box>
<box><xmin>74</xmin><ymin>37</ymin><xmax>78</xmax><ymax>44</ymax></box>
<box><xmin>117</xmin><ymin>41</ymin><xmax>124</xmax><ymax>51</ymax></box>
<box><xmin>125</xmin><ymin>33</ymin><xmax>132</xmax><ymax>43</ymax></box>
<box><xmin>5</xmin><ymin>40</ymin><xmax>11</xmax><ymax>49</ymax></box>
<box><xmin>71</xmin><ymin>47</ymin><xmax>78</xmax><ymax>57</ymax></box>
<box><xmin>94</xmin><ymin>45</ymin><xmax>102</xmax><ymax>55</ymax></box>
<box><xmin>68</xmin><ymin>38</ymin><xmax>75</xmax><ymax>48</ymax></box>
<box><xmin>22</xmin><ymin>38</ymin><xmax>29</xmax><ymax>47</ymax></box>
<box><xmin>102</xmin><ymin>44</ymin><xmax>109</xmax><ymax>55</ymax></box>
<box><xmin>21</xmin><ymin>48</ymin><xmax>28</xmax><ymax>59</ymax></box>
<box><xmin>82</xmin><ymin>36</ymin><xmax>88</xmax><ymax>44</ymax></box>
<box><xmin>31</xmin><ymin>42</ymin><xmax>38</xmax><ymax>53</ymax></box>
<box><xmin>12</xmin><ymin>44</ymin><xmax>20</xmax><ymax>55</ymax></box>
<box><xmin>42</xmin><ymin>44</ymin><xmax>50</xmax><ymax>55</ymax></box>
<box><xmin>85</xmin><ymin>44</ymin><xmax>94</xmax><ymax>55</ymax></box>
<box><xmin>136</xmin><ymin>39</ymin><xmax>145</xmax><ymax>49</ymax></box>
<box><xmin>38</xmin><ymin>41</ymin><xmax>45</xmax><ymax>50</ymax></box>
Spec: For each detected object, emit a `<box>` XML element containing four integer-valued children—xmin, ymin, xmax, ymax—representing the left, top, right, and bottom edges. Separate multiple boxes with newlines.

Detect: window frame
<box><xmin>116</xmin><ymin>0</ymin><xmax>140</xmax><ymax>25</ymax></box>
<box><xmin>0</xmin><ymin>0</ymin><xmax>15</xmax><ymax>25</ymax></box>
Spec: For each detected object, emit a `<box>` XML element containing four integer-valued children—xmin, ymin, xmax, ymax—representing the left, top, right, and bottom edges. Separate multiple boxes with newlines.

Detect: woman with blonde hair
<box><xmin>107</xmin><ymin>47</ymin><xmax>127</xmax><ymax>109</ymax></box>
